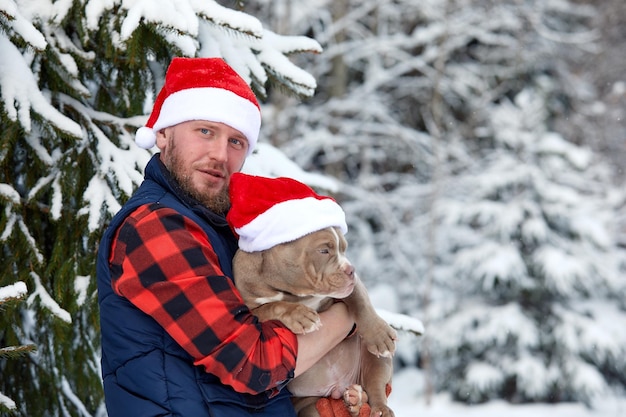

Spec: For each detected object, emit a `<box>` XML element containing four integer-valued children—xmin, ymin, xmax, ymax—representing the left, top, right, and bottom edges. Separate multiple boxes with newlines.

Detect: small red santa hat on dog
<box><xmin>135</xmin><ymin>57</ymin><xmax>261</xmax><ymax>155</ymax></box>
<box><xmin>227</xmin><ymin>173</ymin><xmax>348</xmax><ymax>253</ymax></box>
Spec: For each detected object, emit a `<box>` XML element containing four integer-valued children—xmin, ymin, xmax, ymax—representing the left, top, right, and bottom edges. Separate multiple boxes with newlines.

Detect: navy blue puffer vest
<box><xmin>96</xmin><ymin>154</ymin><xmax>295</xmax><ymax>417</ymax></box>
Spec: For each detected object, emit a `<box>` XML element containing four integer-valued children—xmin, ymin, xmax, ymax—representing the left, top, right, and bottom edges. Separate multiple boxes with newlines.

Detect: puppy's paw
<box><xmin>280</xmin><ymin>304</ymin><xmax>321</xmax><ymax>334</ymax></box>
<box><xmin>369</xmin><ymin>404</ymin><xmax>395</xmax><ymax>417</ymax></box>
<box><xmin>360</xmin><ymin>318</ymin><xmax>397</xmax><ymax>357</ymax></box>
<box><xmin>343</xmin><ymin>384</ymin><xmax>368</xmax><ymax>417</ymax></box>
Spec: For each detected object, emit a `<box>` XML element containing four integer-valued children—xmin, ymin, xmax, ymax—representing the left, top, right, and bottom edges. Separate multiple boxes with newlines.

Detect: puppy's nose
<box><xmin>343</xmin><ymin>263</ymin><xmax>355</xmax><ymax>277</ymax></box>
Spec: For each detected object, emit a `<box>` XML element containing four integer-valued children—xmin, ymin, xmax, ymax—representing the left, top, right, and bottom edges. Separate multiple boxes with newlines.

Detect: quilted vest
<box><xmin>96</xmin><ymin>154</ymin><xmax>295</xmax><ymax>417</ymax></box>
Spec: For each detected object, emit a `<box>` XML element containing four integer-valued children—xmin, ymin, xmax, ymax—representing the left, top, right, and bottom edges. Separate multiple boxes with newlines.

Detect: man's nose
<box><xmin>209</xmin><ymin>136</ymin><xmax>229</xmax><ymax>162</ymax></box>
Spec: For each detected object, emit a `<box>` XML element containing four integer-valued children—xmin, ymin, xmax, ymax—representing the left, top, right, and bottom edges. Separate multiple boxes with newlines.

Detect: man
<box><xmin>96</xmin><ymin>57</ymin><xmax>355</xmax><ymax>417</ymax></box>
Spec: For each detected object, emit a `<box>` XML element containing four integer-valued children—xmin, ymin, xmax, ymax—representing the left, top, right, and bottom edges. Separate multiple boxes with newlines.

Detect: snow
<box><xmin>0</xmin><ymin>183</ymin><xmax>21</xmax><ymax>204</ymax></box>
<box><xmin>465</xmin><ymin>361</ymin><xmax>504</xmax><ymax>394</ymax></box>
<box><xmin>74</xmin><ymin>275</ymin><xmax>91</xmax><ymax>307</ymax></box>
<box><xmin>18</xmin><ymin>220</ymin><xmax>43</xmax><ymax>264</ymax></box>
<box><xmin>0</xmin><ymin>281</ymin><xmax>27</xmax><ymax>301</ymax></box>
<box><xmin>388</xmin><ymin>367</ymin><xmax>626</xmax><ymax>417</ymax></box>
<box><xmin>537</xmin><ymin>133</ymin><xmax>592</xmax><ymax>170</ymax></box>
<box><xmin>365</xmin><ymin>283</ymin><xmax>624</xmax><ymax>417</ymax></box>
<box><xmin>555</xmin><ymin>302</ymin><xmax>626</xmax><ymax>365</ymax></box>
<box><xmin>377</xmin><ymin>308</ymin><xmax>424</xmax><ymax>336</ymax></box>
<box><xmin>1</xmin><ymin>0</ymin><xmax>47</xmax><ymax>49</ymax></box>
<box><xmin>242</xmin><ymin>143</ymin><xmax>340</xmax><ymax>192</ymax></box>
<box><xmin>0</xmin><ymin>206</ymin><xmax>17</xmax><ymax>242</ymax></box>
<box><xmin>0</xmin><ymin>37</ymin><xmax>82</xmax><ymax>137</ymax></box>
<box><xmin>27</xmin><ymin>272</ymin><xmax>71</xmax><ymax>324</ymax></box>
<box><xmin>0</xmin><ymin>391</ymin><xmax>16</xmax><ymax>412</ymax></box>
<box><xmin>0</xmin><ymin>282</ymin><xmax>27</xmax><ymax>411</ymax></box>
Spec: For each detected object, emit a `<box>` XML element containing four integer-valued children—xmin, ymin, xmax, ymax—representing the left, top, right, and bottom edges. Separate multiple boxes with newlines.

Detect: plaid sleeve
<box><xmin>108</xmin><ymin>203</ymin><xmax>297</xmax><ymax>395</ymax></box>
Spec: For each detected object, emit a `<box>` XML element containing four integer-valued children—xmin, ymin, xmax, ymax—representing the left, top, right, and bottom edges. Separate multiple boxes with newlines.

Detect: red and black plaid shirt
<box><xmin>108</xmin><ymin>203</ymin><xmax>298</xmax><ymax>395</ymax></box>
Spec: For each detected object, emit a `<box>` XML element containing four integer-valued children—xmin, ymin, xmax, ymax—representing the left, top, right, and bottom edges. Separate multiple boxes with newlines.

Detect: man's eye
<box><xmin>230</xmin><ymin>138</ymin><xmax>246</xmax><ymax>150</ymax></box>
<box><xmin>200</xmin><ymin>128</ymin><xmax>210</xmax><ymax>135</ymax></box>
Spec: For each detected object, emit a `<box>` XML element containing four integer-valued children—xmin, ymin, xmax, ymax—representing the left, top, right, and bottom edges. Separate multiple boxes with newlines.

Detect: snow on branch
<box><xmin>555</xmin><ymin>302</ymin><xmax>626</xmax><ymax>367</ymax></box>
<box><xmin>60</xmin><ymin>377</ymin><xmax>92</xmax><ymax>417</ymax></box>
<box><xmin>0</xmin><ymin>183</ymin><xmax>21</xmax><ymax>205</ymax></box>
<box><xmin>0</xmin><ymin>207</ymin><xmax>17</xmax><ymax>242</ymax></box>
<box><xmin>79</xmin><ymin>176</ymin><xmax>123</xmax><ymax>232</ymax></box>
<box><xmin>0</xmin><ymin>281</ymin><xmax>27</xmax><ymax>303</ymax></box>
<box><xmin>83</xmin><ymin>0</ymin><xmax>321</xmax><ymax>99</ymax></box>
<box><xmin>1</xmin><ymin>0</ymin><xmax>47</xmax><ymax>50</ymax></box>
<box><xmin>0</xmin><ymin>281</ymin><xmax>36</xmax><ymax>413</ymax></box>
<box><xmin>191</xmin><ymin>0</ymin><xmax>263</xmax><ymax>39</ymax></box>
<box><xmin>0</xmin><ymin>391</ymin><xmax>16</xmax><ymax>412</ymax></box>
<box><xmin>242</xmin><ymin>143</ymin><xmax>340</xmax><ymax>192</ymax></box>
<box><xmin>433</xmin><ymin>303</ymin><xmax>539</xmax><ymax>352</ymax></box>
<box><xmin>27</xmin><ymin>272</ymin><xmax>71</xmax><ymax>324</ymax></box>
<box><xmin>534</xmin><ymin>247</ymin><xmax>589</xmax><ymax>296</ymax></box>
<box><xmin>61</xmin><ymin>95</ymin><xmax>150</xmax><ymax>230</ymax></box>
<box><xmin>377</xmin><ymin>308</ymin><xmax>424</xmax><ymax>337</ymax></box>
<box><xmin>0</xmin><ymin>37</ymin><xmax>82</xmax><ymax>137</ymax></box>
<box><xmin>465</xmin><ymin>361</ymin><xmax>504</xmax><ymax>395</ymax></box>
<box><xmin>256</xmin><ymin>31</ymin><xmax>321</xmax><ymax>98</ymax></box>
<box><xmin>18</xmin><ymin>215</ymin><xmax>42</xmax><ymax>257</ymax></box>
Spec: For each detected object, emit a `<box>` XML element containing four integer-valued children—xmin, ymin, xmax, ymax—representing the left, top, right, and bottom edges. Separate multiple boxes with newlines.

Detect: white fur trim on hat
<box><xmin>150</xmin><ymin>87</ymin><xmax>260</xmax><ymax>154</ymax></box>
<box><xmin>234</xmin><ymin>197</ymin><xmax>347</xmax><ymax>253</ymax></box>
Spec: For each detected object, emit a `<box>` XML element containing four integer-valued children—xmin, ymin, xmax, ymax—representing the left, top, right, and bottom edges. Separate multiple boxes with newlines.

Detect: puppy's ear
<box><xmin>233</xmin><ymin>250</ymin><xmax>264</xmax><ymax>281</ymax></box>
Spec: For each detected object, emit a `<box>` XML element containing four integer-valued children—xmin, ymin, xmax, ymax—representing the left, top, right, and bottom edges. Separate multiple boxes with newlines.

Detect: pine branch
<box><xmin>0</xmin><ymin>296</ymin><xmax>25</xmax><ymax>310</ymax></box>
<box><xmin>0</xmin><ymin>344</ymin><xmax>37</xmax><ymax>360</ymax></box>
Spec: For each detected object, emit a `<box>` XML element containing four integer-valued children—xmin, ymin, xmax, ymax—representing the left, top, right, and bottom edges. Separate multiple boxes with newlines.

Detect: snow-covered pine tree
<box><xmin>0</xmin><ymin>282</ymin><xmax>35</xmax><ymax>414</ymax></box>
<box><xmin>430</xmin><ymin>85</ymin><xmax>626</xmax><ymax>405</ymax></box>
<box><xmin>0</xmin><ymin>1</ymin><xmax>321</xmax><ymax>415</ymax></box>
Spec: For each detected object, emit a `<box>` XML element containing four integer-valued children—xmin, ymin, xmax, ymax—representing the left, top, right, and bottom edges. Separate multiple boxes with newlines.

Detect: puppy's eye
<box><xmin>318</xmin><ymin>248</ymin><xmax>330</xmax><ymax>254</ymax></box>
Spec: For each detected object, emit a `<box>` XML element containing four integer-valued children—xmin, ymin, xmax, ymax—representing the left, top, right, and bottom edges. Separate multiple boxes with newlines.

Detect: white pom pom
<box><xmin>135</xmin><ymin>127</ymin><xmax>156</xmax><ymax>149</ymax></box>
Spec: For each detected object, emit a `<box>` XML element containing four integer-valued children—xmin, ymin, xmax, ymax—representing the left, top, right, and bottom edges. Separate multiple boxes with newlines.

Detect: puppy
<box><xmin>227</xmin><ymin>173</ymin><xmax>398</xmax><ymax>417</ymax></box>
<box><xmin>232</xmin><ymin>226</ymin><xmax>397</xmax><ymax>417</ymax></box>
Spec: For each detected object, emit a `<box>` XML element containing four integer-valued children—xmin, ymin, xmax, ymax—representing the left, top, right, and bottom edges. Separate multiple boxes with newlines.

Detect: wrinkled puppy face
<box><xmin>303</xmin><ymin>227</ymin><xmax>355</xmax><ymax>298</ymax></box>
<box><xmin>271</xmin><ymin>226</ymin><xmax>356</xmax><ymax>299</ymax></box>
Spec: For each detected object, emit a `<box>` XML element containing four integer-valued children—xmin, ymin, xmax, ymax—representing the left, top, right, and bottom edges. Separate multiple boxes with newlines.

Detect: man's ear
<box><xmin>155</xmin><ymin>128</ymin><xmax>168</xmax><ymax>150</ymax></box>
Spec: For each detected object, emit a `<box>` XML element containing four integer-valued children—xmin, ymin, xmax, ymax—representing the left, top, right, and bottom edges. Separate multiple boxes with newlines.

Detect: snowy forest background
<box><xmin>1</xmin><ymin>0</ymin><xmax>625</xmax><ymax>416</ymax></box>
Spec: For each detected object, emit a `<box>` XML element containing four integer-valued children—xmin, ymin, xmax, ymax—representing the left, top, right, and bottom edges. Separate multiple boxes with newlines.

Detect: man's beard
<box><xmin>167</xmin><ymin>141</ymin><xmax>231</xmax><ymax>215</ymax></box>
<box><xmin>176</xmin><ymin>172</ymin><xmax>230</xmax><ymax>215</ymax></box>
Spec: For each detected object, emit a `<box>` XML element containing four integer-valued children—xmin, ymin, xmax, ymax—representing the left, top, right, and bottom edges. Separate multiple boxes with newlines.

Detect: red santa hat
<box><xmin>227</xmin><ymin>173</ymin><xmax>348</xmax><ymax>253</ymax></box>
<box><xmin>135</xmin><ymin>57</ymin><xmax>261</xmax><ymax>155</ymax></box>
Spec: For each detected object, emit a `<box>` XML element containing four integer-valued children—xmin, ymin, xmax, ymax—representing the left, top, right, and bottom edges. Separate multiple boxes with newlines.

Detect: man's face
<box><xmin>156</xmin><ymin>120</ymin><xmax>249</xmax><ymax>214</ymax></box>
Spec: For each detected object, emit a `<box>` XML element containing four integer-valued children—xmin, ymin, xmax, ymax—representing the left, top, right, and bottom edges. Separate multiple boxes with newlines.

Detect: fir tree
<box><xmin>0</xmin><ymin>1</ymin><xmax>322</xmax><ymax>415</ymax></box>
<box><xmin>430</xmin><ymin>85</ymin><xmax>626</xmax><ymax>404</ymax></box>
<box><xmin>0</xmin><ymin>282</ymin><xmax>36</xmax><ymax>414</ymax></box>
